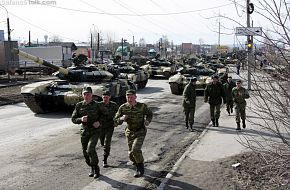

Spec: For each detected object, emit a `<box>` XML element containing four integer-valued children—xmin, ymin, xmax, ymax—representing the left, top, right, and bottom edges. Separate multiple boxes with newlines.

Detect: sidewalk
<box><xmin>158</xmin><ymin>69</ymin><xmax>264</xmax><ymax>190</ymax></box>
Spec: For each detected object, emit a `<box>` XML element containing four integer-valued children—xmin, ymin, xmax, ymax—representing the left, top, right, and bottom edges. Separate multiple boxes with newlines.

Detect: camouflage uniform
<box><xmin>71</xmin><ymin>100</ymin><xmax>102</xmax><ymax>167</ymax></box>
<box><xmin>204</xmin><ymin>81</ymin><xmax>226</xmax><ymax>127</ymax></box>
<box><xmin>232</xmin><ymin>86</ymin><xmax>250</xmax><ymax>129</ymax></box>
<box><xmin>223</xmin><ymin>80</ymin><xmax>236</xmax><ymax>114</ymax></box>
<box><xmin>99</xmin><ymin>101</ymin><xmax>119</xmax><ymax>159</ymax></box>
<box><xmin>182</xmin><ymin>81</ymin><xmax>196</xmax><ymax>130</ymax></box>
<box><xmin>115</xmin><ymin>102</ymin><xmax>153</xmax><ymax>164</ymax></box>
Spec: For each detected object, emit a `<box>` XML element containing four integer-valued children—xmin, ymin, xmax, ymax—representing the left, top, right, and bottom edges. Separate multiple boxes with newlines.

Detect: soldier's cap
<box><xmin>236</xmin><ymin>79</ymin><xmax>242</xmax><ymax>83</ymax></box>
<box><xmin>82</xmin><ymin>86</ymin><xmax>92</xmax><ymax>94</ymax></box>
<box><xmin>190</xmin><ymin>77</ymin><xmax>197</xmax><ymax>82</ymax></box>
<box><xmin>212</xmin><ymin>75</ymin><xmax>219</xmax><ymax>79</ymax></box>
<box><xmin>102</xmin><ymin>90</ymin><xmax>111</xmax><ymax>96</ymax></box>
<box><xmin>126</xmin><ymin>89</ymin><xmax>136</xmax><ymax>95</ymax></box>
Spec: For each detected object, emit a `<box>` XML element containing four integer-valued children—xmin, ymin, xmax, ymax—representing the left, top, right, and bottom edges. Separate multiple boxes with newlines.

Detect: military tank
<box><xmin>141</xmin><ymin>59</ymin><xmax>177</xmax><ymax>79</ymax></box>
<box><xmin>13</xmin><ymin>49</ymin><xmax>135</xmax><ymax>114</ymax></box>
<box><xmin>168</xmin><ymin>65</ymin><xmax>214</xmax><ymax>95</ymax></box>
<box><xmin>107</xmin><ymin>61</ymin><xmax>149</xmax><ymax>89</ymax></box>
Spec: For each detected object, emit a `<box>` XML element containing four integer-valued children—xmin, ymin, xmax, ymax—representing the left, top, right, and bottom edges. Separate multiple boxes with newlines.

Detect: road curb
<box><xmin>157</xmin><ymin>119</ymin><xmax>211</xmax><ymax>190</ymax></box>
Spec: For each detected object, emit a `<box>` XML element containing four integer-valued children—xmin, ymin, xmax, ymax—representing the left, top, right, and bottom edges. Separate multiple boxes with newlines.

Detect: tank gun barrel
<box><xmin>13</xmin><ymin>48</ymin><xmax>69</xmax><ymax>75</ymax></box>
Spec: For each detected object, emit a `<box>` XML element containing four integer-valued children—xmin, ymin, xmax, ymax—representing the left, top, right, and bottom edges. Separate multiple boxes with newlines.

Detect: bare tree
<box><xmin>49</xmin><ymin>35</ymin><xmax>62</xmax><ymax>42</ymax></box>
<box><xmin>232</xmin><ymin>0</ymin><xmax>290</xmax><ymax>187</ymax></box>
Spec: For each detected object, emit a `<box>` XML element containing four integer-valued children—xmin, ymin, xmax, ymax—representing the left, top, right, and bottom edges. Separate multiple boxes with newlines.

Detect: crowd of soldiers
<box><xmin>71</xmin><ymin>87</ymin><xmax>152</xmax><ymax>178</ymax></box>
<box><xmin>182</xmin><ymin>74</ymin><xmax>249</xmax><ymax>131</ymax></box>
<box><xmin>71</xmin><ymin>59</ymin><xmax>249</xmax><ymax>179</ymax></box>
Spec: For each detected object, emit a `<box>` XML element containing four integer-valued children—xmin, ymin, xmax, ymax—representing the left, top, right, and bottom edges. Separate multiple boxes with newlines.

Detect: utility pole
<box><xmin>97</xmin><ymin>32</ymin><xmax>100</xmax><ymax>57</ymax></box>
<box><xmin>121</xmin><ymin>38</ymin><xmax>124</xmax><ymax>61</ymax></box>
<box><xmin>247</xmin><ymin>0</ymin><xmax>253</xmax><ymax>90</ymax></box>
<box><xmin>218</xmin><ymin>20</ymin><xmax>221</xmax><ymax>48</ymax></box>
<box><xmin>90</xmin><ymin>32</ymin><xmax>93</xmax><ymax>64</ymax></box>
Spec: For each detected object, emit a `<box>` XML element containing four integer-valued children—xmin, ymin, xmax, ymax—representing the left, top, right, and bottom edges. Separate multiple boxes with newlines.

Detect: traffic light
<box><xmin>247</xmin><ymin>38</ymin><xmax>253</xmax><ymax>50</ymax></box>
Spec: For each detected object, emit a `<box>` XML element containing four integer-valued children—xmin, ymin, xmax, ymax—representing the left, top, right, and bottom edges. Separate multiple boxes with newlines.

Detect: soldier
<box><xmin>182</xmin><ymin>77</ymin><xmax>197</xmax><ymax>131</ymax></box>
<box><xmin>71</xmin><ymin>86</ymin><xmax>102</xmax><ymax>178</ymax></box>
<box><xmin>99</xmin><ymin>90</ymin><xmax>119</xmax><ymax>168</ymax></box>
<box><xmin>204</xmin><ymin>75</ymin><xmax>226</xmax><ymax>127</ymax></box>
<box><xmin>232</xmin><ymin>80</ymin><xmax>250</xmax><ymax>130</ymax></box>
<box><xmin>114</xmin><ymin>90</ymin><xmax>153</xmax><ymax>178</ymax></box>
<box><xmin>223</xmin><ymin>76</ymin><xmax>236</xmax><ymax>115</ymax></box>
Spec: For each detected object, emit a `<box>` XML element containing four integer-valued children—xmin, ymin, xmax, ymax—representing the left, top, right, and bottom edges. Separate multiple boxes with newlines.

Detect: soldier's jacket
<box><xmin>204</xmin><ymin>82</ymin><xmax>226</xmax><ymax>105</ymax></box>
<box><xmin>71</xmin><ymin>100</ymin><xmax>102</xmax><ymax>131</ymax></box>
<box><xmin>223</xmin><ymin>81</ymin><xmax>236</xmax><ymax>101</ymax></box>
<box><xmin>115</xmin><ymin>102</ymin><xmax>153</xmax><ymax>131</ymax></box>
<box><xmin>99</xmin><ymin>101</ymin><xmax>119</xmax><ymax>128</ymax></box>
<box><xmin>182</xmin><ymin>82</ymin><xmax>196</xmax><ymax>108</ymax></box>
<box><xmin>232</xmin><ymin>87</ymin><xmax>250</xmax><ymax>105</ymax></box>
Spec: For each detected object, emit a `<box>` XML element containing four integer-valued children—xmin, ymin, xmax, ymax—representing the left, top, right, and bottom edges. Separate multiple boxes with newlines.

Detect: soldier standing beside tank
<box><xmin>182</xmin><ymin>77</ymin><xmax>197</xmax><ymax>131</ymax></box>
<box><xmin>71</xmin><ymin>86</ymin><xmax>102</xmax><ymax>178</ymax></box>
<box><xmin>232</xmin><ymin>80</ymin><xmax>250</xmax><ymax>130</ymax></box>
<box><xmin>204</xmin><ymin>75</ymin><xmax>226</xmax><ymax>127</ymax></box>
<box><xmin>114</xmin><ymin>90</ymin><xmax>153</xmax><ymax>178</ymax></box>
<box><xmin>223</xmin><ymin>76</ymin><xmax>236</xmax><ymax>115</ymax></box>
<box><xmin>99</xmin><ymin>91</ymin><xmax>119</xmax><ymax>168</ymax></box>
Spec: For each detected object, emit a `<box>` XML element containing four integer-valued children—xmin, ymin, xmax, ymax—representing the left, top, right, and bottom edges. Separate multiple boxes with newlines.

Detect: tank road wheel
<box><xmin>169</xmin><ymin>83</ymin><xmax>182</xmax><ymax>95</ymax></box>
<box><xmin>22</xmin><ymin>94</ymin><xmax>46</xmax><ymax>114</ymax></box>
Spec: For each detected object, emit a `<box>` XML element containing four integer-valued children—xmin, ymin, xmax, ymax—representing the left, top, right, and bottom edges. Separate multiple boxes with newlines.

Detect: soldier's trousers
<box><xmin>125</xmin><ymin>127</ymin><xmax>147</xmax><ymax>164</ymax></box>
<box><xmin>80</xmin><ymin>130</ymin><xmax>100</xmax><ymax>166</ymax></box>
<box><xmin>226</xmin><ymin>100</ymin><xmax>234</xmax><ymax>112</ymax></box>
<box><xmin>235</xmin><ymin>104</ymin><xmax>246</xmax><ymax>123</ymax></box>
<box><xmin>210</xmin><ymin>104</ymin><xmax>221</xmax><ymax>120</ymax></box>
<box><xmin>100</xmin><ymin>127</ymin><xmax>114</xmax><ymax>157</ymax></box>
<box><xmin>183</xmin><ymin>107</ymin><xmax>195</xmax><ymax>124</ymax></box>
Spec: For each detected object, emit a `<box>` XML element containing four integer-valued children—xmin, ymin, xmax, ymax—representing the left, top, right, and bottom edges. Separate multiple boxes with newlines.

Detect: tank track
<box><xmin>22</xmin><ymin>94</ymin><xmax>46</xmax><ymax>114</ymax></box>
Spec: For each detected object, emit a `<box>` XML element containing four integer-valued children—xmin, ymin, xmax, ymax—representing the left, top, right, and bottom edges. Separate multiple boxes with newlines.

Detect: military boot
<box><xmin>138</xmin><ymin>163</ymin><xmax>144</xmax><ymax>177</ymax></box>
<box><xmin>227</xmin><ymin>109</ymin><xmax>230</xmax><ymax>115</ymax></box>
<box><xmin>211</xmin><ymin>119</ymin><xmax>215</xmax><ymax>127</ymax></box>
<box><xmin>134</xmin><ymin>163</ymin><xmax>144</xmax><ymax>178</ymax></box>
<box><xmin>133</xmin><ymin>164</ymin><xmax>140</xmax><ymax>178</ymax></box>
<box><xmin>189</xmin><ymin>123</ymin><xmax>194</xmax><ymax>132</ymax></box>
<box><xmin>230</xmin><ymin>108</ymin><xmax>233</xmax><ymax>113</ymax></box>
<box><xmin>242</xmin><ymin>120</ymin><xmax>246</xmax><ymax>129</ymax></box>
<box><xmin>236</xmin><ymin>122</ymin><xmax>241</xmax><ymax>130</ymax></box>
<box><xmin>185</xmin><ymin>121</ymin><xmax>189</xmax><ymax>129</ymax></box>
<box><xmin>89</xmin><ymin>166</ymin><xmax>94</xmax><ymax>177</ymax></box>
<box><xmin>93</xmin><ymin>166</ymin><xmax>100</xmax><ymax>178</ymax></box>
<box><xmin>103</xmin><ymin>155</ymin><xmax>108</xmax><ymax>168</ymax></box>
<box><xmin>215</xmin><ymin>118</ymin><xmax>219</xmax><ymax>127</ymax></box>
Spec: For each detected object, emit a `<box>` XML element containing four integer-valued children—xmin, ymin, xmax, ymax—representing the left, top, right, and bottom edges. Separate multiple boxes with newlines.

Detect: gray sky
<box><xmin>0</xmin><ymin>0</ymin><xmax>271</xmax><ymax>46</ymax></box>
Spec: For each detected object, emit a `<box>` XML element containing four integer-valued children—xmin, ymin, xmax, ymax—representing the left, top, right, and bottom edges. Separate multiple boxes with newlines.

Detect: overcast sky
<box><xmin>0</xmin><ymin>0</ymin><xmax>274</xmax><ymax>46</ymax></box>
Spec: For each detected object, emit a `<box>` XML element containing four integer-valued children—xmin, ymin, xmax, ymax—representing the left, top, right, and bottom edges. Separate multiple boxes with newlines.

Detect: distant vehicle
<box><xmin>97</xmin><ymin>50</ymin><xmax>113</xmax><ymax>64</ymax></box>
<box><xmin>141</xmin><ymin>59</ymin><xmax>177</xmax><ymax>79</ymax></box>
<box><xmin>147</xmin><ymin>49</ymin><xmax>157</xmax><ymax>59</ymax></box>
<box><xmin>115</xmin><ymin>46</ymin><xmax>131</xmax><ymax>61</ymax></box>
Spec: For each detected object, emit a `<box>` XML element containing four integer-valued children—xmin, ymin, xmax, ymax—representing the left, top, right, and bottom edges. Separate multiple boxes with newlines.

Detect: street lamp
<box><xmin>0</xmin><ymin>5</ymin><xmax>11</xmax><ymax>41</ymax></box>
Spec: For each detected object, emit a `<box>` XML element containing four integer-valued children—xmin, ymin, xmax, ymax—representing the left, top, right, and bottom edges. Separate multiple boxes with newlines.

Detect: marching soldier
<box><xmin>232</xmin><ymin>80</ymin><xmax>250</xmax><ymax>130</ymax></box>
<box><xmin>182</xmin><ymin>77</ymin><xmax>197</xmax><ymax>131</ymax></box>
<box><xmin>71</xmin><ymin>86</ymin><xmax>102</xmax><ymax>178</ymax></box>
<box><xmin>114</xmin><ymin>90</ymin><xmax>153</xmax><ymax>178</ymax></box>
<box><xmin>99</xmin><ymin>91</ymin><xmax>119</xmax><ymax>168</ymax></box>
<box><xmin>204</xmin><ymin>75</ymin><xmax>226</xmax><ymax>127</ymax></box>
<box><xmin>223</xmin><ymin>76</ymin><xmax>236</xmax><ymax>115</ymax></box>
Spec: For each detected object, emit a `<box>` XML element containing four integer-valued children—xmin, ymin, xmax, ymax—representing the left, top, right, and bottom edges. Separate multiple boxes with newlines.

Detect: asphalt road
<box><xmin>0</xmin><ymin>79</ymin><xmax>210</xmax><ymax>190</ymax></box>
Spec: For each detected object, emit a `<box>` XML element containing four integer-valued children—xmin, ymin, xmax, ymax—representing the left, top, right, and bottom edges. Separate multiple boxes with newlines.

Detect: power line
<box><xmin>9</xmin><ymin>12</ymin><xmax>79</xmax><ymax>42</ymax></box>
<box><xmin>44</xmin><ymin>1</ymin><xmax>242</xmax><ymax>16</ymax></box>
